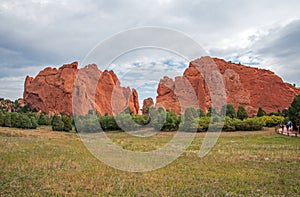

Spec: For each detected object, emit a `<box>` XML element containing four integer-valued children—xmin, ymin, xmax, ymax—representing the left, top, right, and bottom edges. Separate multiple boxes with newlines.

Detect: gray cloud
<box><xmin>213</xmin><ymin>19</ymin><xmax>300</xmax><ymax>86</ymax></box>
<box><xmin>256</xmin><ymin>20</ymin><xmax>300</xmax><ymax>86</ymax></box>
<box><xmin>0</xmin><ymin>0</ymin><xmax>300</xmax><ymax>100</ymax></box>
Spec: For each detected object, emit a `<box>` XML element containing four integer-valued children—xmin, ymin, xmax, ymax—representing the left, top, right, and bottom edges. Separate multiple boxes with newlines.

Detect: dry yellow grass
<box><xmin>0</xmin><ymin>126</ymin><xmax>299</xmax><ymax>196</ymax></box>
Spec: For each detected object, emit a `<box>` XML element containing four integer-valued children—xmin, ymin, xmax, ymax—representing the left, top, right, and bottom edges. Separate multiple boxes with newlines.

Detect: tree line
<box><xmin>72</xmin><ymin>104</ymin><xmax>286</xmax><ymax>133</ymax></box>
<box><xmin>0</xmin><ymin>112</ymin><xmax>72</xmax><ymax>131</ymax></box>
<box><xmin>1</xmin><ymin>94</ymin><xmax>299</xmax><ymax>132</ymax></box>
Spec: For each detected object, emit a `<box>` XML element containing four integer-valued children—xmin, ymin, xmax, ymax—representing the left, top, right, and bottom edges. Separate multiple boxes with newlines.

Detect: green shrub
<box><xmin>180</xmin><ymin>108</ymin><xmax>197</xmax><ymax>131</ymax></box>
<box><xmin>38</xmin><ymin>113</ymin><xmax>51</xmax><ymax>125</ymax></box>
<box><xmin>115</xmin><ymin>112</ymin><xmax>138</xmax><ymax>131</ymax></box>
<box><xmin>27</xmin><ymin>113</ymin><xmax>39</xmax><ymax>129</ymax></box>
<box><xmin>132</xmin><ymin>115</ymin><xmax>150</xmax><ymax>126</ymax></box>
<box><xmin>4</xmin><ymin>113</ymin><xmax>12</xmax><ymax>127</ymax></box>
<box><xmin>51</xmin><ymin>114</ymin><xmax>64</xmax><ymax>131</ymax></box>
<box><xmin>75</xmin><ymin>115</ymin><xmax>101</xmax><ymax>133</ymax></box>
<box><xmin>61</xmin><ymin>115</ymin><xmax>72</xmax><ymax>132</ymax></box>
<box><xmin>0</xmin><ymin>112</ymin><xmax>38</xmax><ymax>129</ymax></box>
<box><xmin>197</xmin><ymin>108</ymin><xmax>206</xmax><ymax>117</ymax></box>
<box><xmin>11</xmin><ymin>112</ymin><xmax>20</xmax><ymax>128</ymax></box>
<box><xmin>262</xmin><ymin>115</ymin><xmax>284</xmax><ymax>127</ymax></box>
<box><xmin>193</xmin><ymin>116</ymin><xmax>265</xmax><ymax>132</ymax></box>
<box><xmin>184</xmin><ymin>108</ymin><xmax>198</xmax><ymax>120</ymax></box>
<box><xmin>19</xmin><ymin>114</ymin><xmax>32</xmax><ymax>129</ymax></box>
<box><xmin>222</xmin><ymin>117</ymin><xmax>237</xmax><ymax>131</ymax></box>
<box><xmin>0</xmin><ymin>112</ymin><xmax>5</xmax><ymax>126</ymax></box>
<box><xmin>196</xmin><ymin>116</ymin><xmax>211</xmax><ymax>132</ymax></box>
<box><xmin>162</xmin><ymin>110</ymin><xmax>180</xmax><ymax>131</ymax></box>
<box><xmin>235</xmin><ymin>117</ymin><xmax>265</xmax><ymax>131</ymax></box>
<box><xmin>99</xmin><ymin>115</ymin><xmax>119</xmax><ymax>131</ymax></box>
<box><xmin>207</xmin><ymin>107</ymin><xmax>217</xmax><ymax>116</ymax></box>
<box><xmin>151</xmin><ymin>107</ymin><xmax>167</xmax><ymax>131</ymax></box>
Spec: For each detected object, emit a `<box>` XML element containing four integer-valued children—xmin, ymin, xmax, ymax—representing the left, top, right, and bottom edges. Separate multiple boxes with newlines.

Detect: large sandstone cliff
<box><xmin>24</xmin><ymin>57</ymin><xmax>300</xmax><ymax>117</ymax></box>
<box><xmin>156</xmin><ymin>57</ymin><xmax>300</xmax><ymax>116</ymax></box>
<box><xmin>24</xmin><ymin>62</ymin><xmax>139</xmax><ymax>116</ymax></box>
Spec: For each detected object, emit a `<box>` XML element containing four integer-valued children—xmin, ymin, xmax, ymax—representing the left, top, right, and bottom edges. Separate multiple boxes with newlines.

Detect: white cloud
<box><xmin>0</xmin><ymin>76</ymin><xmax>24</xmax><ymax>100</ymax></box>
<box><xmin>111</xmin><ymin>55</ymin><xmax>188</xmax><ymax>104</ymax></box>
<box><xmin>0</xmin><ymin>0</ymin><xmax>300</xmax><ymax>100</ymax></box>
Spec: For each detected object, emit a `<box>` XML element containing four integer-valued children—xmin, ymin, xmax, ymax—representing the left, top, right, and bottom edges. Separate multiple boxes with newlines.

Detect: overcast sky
<box><xmin>0</xmin><ymin>0</ymin><xmax>300</xmax><ymax>104</ymax></box>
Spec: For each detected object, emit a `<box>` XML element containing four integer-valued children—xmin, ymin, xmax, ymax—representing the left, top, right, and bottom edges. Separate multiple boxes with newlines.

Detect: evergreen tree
<box><xmin>277</xmin><ymin>109</ymin><xmax>282</xmax><ymax>116</ymax></box>
<box><xmin>38</xmin><ymin>113</ymin><xmax>51</xmax><ymax>125</ymax></box>
<box><xmin>61</xmin><ymin>115</ymin><xmax>72</xmax><ymax>132</ymax></box>
<box><xmin>237</xmin><ymin>106</ymin><xmax>248</xmax><ymax>120</ymax></box>
<box><xmin>51</xmin><ymin>114</ymin><xmax>64</xmax><ymax>131</ymax></box>
<box><xmin>197</xmin><ymin>108</ymin><xmax>206</xmax><ymax>117</ymax></box>
<box><xmin>227</xmin><ymin>104</ymin><xmax>237</xmax><ymax>118</ymax></box>
<box><xmin>257</xmin><ymin>107</ymin><xmax>266</xmax><ymax>117</ymax></box>
<box><xmin>11</xmin><ymin>112</ymin><xmax>20</xmax><ymax>128</ymax></box>
<box><xmin>288</xmin><ymin>94</ymin><xmax>300</xmax><ymax>127</ymax></box>
<box><xmin>30</xmin><ymin>116</ymin><xmax>38</xmax><ymax>129</ymax></box>
<box><xmin>115</xmin><ymin>108</ymin><xmax>137</xmax><ymax>131</ymax></box>
<box><xmin>282</xmin><ymin>109</ymin><xmax>289</xmax><ymax>117</ymax></box>
<box><xmin>0</xmin><ymin>112</ymin><xmax>5</xmax><ymax>126</ymax></box>
<box><xmin>221</xmin><ymin>104</ymin><xmax>237</xmax><ymax>118</ymax></box>
<box><xmin>184</xmin><ymin>108</ymin><xmax>198</xmax><ymax>121</ymax></box>
<box><xmin>4</xmin><ymin>113</ymin><xmax>12</xmax><ymax>127</ymax></box>
<box><xmin>163</xmin><ymin>110</ymin><xmax>180</xmax><ymax>131</ymax></box>
<box><xmin>151</xmin><ymin>107</ymin><xmax>166</xmax><ymax>131</ymax></box>
<box><xmin>19</xmin><ymin>114</ymin><xmax>32</xmax><ymax>129</ymax></box>
<box><xmin>207</xmin><ymin>107</ymin><xmax>217</xmax><ymax>116</ymax></box>
<box><xmin>20</xmin><ymin>104</ymin><xmax>30</xmax><ymax>113</ymax></box>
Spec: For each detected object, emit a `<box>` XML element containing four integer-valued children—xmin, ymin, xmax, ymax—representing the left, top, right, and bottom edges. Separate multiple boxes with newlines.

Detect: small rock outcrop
<box><xmin>142</xmin><ymin>98</ymin><xmax>154</xmax><ymax>115</ymax></box>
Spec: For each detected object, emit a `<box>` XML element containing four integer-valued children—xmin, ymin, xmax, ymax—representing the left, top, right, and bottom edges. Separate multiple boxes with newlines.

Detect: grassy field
<box><xmin>0</xmin><ymin>127</ymin><xmax>299</xmax><ymax>196</ymax></box>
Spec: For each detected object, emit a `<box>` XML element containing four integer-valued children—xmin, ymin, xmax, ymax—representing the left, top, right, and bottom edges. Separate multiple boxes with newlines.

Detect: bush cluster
<box><xmin>150</xmin><ymin>108</ymin><xmax>181</xmax><ymax>131</ymax></box>
<box><xmin>74</xmin><ymin>110</ymin><xmax>151</xmax><ymax>133</ymax></box>
<box><xmin>262</xmin><ymin>115</ymin><xmax>284</xmax><ymax>127</ymax></box>
<box><xmin>72</xmin><ymin>106</ymin><xmax>271</xmax><ymax>133</ymax></box>
<box><xmin>2</xmin><ymin>98</ymin><xmax>294</xmax><ymax>133</ymax></box>
<box><xmin>0</xmin><ymin>111</ymin><xmax>73</xmax><ymax>132</ymax></box>
<box><xmin>186</xmin><ymin>116</ymin><xmax>266</xmax><ymax>132</ymax></box>
<box><xmin>0</xmin><ymin>112</ymin><xmax>38</xmax><ymax>129</ymax></box>
<box><xmin>38</xmin><ymin>112</ymin><xmax>52</xmax><ymax>125</ymax></box>
<box><xmin>51</xmin><ymin>114</ymin><xmax>72</xmax><ymax>132</ymax></box>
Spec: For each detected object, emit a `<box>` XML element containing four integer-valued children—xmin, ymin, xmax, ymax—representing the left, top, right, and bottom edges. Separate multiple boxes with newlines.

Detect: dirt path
<box><xmin>276</xmin><ymin>127</ymin><xmax>300</xmax><ymax>137</ymax></box>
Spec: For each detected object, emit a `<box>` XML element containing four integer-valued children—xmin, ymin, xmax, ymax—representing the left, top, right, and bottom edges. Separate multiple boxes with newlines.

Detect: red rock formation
<box><xmin>156</xmin><ymin>56</ymin><xmax>300</xmax><ymax>116</ymax></box>
<box><xmin>142</xmin><ymin>98</ymin><xmax>154</xmax><ymax>115</ymax></box>
<box><xmin>24</xmin><ymin>62</ymin><xmax>78</xmax><ymax>116</ymax></box>
<box><xmin>129</xmin><ymin>89</ymin><xmax>140</xmax><ymax>115</ymax></box>
<box><xmin>24</xmin><ymin>62</ymin><xmax>139</xmax><ymax>116</ymax></box>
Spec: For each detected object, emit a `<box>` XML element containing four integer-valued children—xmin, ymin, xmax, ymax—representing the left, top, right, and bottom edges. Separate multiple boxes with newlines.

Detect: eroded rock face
<box><xmin>24</xmin><ymin>62</ymin><xmax>78</xmax><ymax>116</ymax></box>
<box><xmin>129</xmin><ymin>89</ymin><xmax>140</xmax><ymax>115</ymax></box>
<box><xmin>24</xmin><ymin>57</ymin><xmax>300</xmax><ymax>117</ymax></box>
<box><xmin>24</xmin><ymin>62</ymin><xmax>139</xmax><ymax>115</ymax></box>
<box><xmin>156</xmin><ymin>57</ymin><xmax>300</xmax><ymax>116</ymax></box>
<box><xmin>142</xmin><ymin>98</ymin><xmax>154</xmax><ymax>115</ymax></box>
